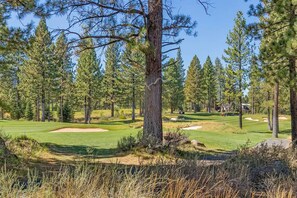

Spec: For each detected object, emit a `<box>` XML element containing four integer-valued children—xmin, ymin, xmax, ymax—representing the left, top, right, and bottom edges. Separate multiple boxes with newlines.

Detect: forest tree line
<box><xmin>0</xmin><ymin>0</ymin><xmax>297</xmax><ymax>145</ymax></box>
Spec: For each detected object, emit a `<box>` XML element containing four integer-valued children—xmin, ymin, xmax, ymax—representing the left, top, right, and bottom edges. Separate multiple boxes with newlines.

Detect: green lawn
<box><xmin>0</xmin><ymin>113</ymin><xmax>291</xmax><ymax>156</ymax></box>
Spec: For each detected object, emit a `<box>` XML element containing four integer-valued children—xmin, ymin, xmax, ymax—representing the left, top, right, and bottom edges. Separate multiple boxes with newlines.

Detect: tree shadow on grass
<box><xmin>185</xmin><ymin>112</ymin><xmax>221</xmax><ymax>117</ymax></box>
<box><xmin>98</xmin><ymin>119</ymin><xmax>142</xmax><ymax>125</ymax></box>
<box><xmin>42</xmin><ymin>143</ymin><xmax>120</xmax><ymax>158</ymax></box>
<box><xmin>247</xmin><ymin>129</ymin><xmax>291</xmax><ymax>135</ymax></box>
<box><xmin>176</xmin><ymin>148</ymin><xmax>236</xmax><ymax>161</ymax></box>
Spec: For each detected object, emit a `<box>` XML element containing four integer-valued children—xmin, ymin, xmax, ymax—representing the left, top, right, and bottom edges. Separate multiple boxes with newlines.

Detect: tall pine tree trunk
<box><xmin>41</xmin><ymin>88</ymin><xmax>46</xmax><ymax>122</ymax></box>
<box><xmin>252</xmin><ymin>90</ymin><xmax>255</xmax><ymax>114</ymax></box>
<box><xmin>139</xmin><ymin>98</ymin><xmax>143</xmax><ymax>117</ymax></box>
<box><xmin>132</xmin><ymin>75</ymin><xmax>136</xmax><ymax>122</ymax></box>
<box><xmin>87</xmin><ymin>96</ymin><xmax>91</xmax><ymax>124</ymax></box>
<box><xmin>289</xmin><ymin>58</ymin><xmax>297</xmax><ymax>147</ymax></box>
<box><xmin>239</xmin><ymin>61</ymin><xmax>243</xmax><ymax>129</ymax></box>
<box><xmin>111</xmin><ymin>100</ymin><xmax>114</xmax><ymax>117</ymax></box>
<box><xmin>0</xmin><ymin>107</ymin><xmax>3</xmax><ymax>120</ymax></box>
<box><xmin>84</xmin><ymin>96</ymin><xmax>88</xmax><ymax>124</ymax></box>
<box><xmin>36</xmin><ymin>98</ymin><xmax>40</xmax><ymax>121</ymax></box>
<box><xmin>60</xmin><ymin>96</ymin><xmax>63</xmax><ymax>122</ymax></box>
<box><xmin>143</xmin><ymin>0</ymin><xmax>163</xmax><ymax>146</ymax></box>
<box><xmin>272</xmin><ymin>82</ymin><xmax>279</xmax><ymax>138</ymax></box>
<box><xmin>267</xmin><ymin>91</ymin><xmax>273</xmax><ymax>131</ymax></box>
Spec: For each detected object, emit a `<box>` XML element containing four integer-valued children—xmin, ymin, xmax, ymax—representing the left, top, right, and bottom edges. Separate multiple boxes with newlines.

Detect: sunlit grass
<box><xmin>0</xmin><ymin>111</ymin><xmax>291</xmax><ymax>152</ymax></box>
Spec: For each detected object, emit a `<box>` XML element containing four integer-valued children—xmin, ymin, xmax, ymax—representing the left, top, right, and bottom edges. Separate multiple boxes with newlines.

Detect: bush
<box><xmin>7</xmin><ymin>135</ymin><xmax>43</xmax><ymax>158</ymax></box>
<box><xmin>117</xmin><ymin>135</ymin><xmax>137</xmax><ymax>152</ymax></box>
<box><xmin>163</xmin><ymin>130</ymin><xmax>190</xmax><ymax>147</ymax></box>
<box><xmin>119</xmin><ymin>110</ymin><xmax>126</xmax><ymax>119</ymax></box>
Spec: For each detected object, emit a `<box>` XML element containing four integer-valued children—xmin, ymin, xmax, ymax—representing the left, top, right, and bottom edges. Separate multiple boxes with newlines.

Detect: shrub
<box><xmin>7</xmin><ymin>135</ymin><xmax>43</xmax><ymax>158</ymax></box>
<box><xmin>117</xmin><ymin>134</ymin><xmax>137</xmax><ymax>152</ymax></box>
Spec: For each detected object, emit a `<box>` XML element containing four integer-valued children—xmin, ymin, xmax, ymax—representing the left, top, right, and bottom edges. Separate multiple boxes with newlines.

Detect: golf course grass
<box><xmin>0</xmin><ymin>112</ymin><xmax>291</xmax><ymax>157</ymax></box>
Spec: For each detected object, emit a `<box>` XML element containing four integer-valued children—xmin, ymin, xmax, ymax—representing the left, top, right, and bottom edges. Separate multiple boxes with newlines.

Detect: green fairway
<box><xmin>0</xmin><ymin>113</ymin><xmax>291</xmax><ymax>156</ymax></box>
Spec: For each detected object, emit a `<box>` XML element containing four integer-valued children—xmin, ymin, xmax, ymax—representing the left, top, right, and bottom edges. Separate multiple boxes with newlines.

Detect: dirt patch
<box><xmin>50</xmin><ymin>128</ymin><xmax>108</xmax><ymax>133</ymax></box>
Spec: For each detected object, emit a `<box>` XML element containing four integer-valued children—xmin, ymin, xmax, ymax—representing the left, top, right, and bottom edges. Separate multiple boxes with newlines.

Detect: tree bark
<box><xmin>41</xmin><ymin>88</ymin><xmax>46</xmax><ymax>122</ymax></box>
<box><xmin>36</xmin><ymin>98</ymin><xmax>40</xmax><ymax>121</ymax></box>
<box><xmin>267</xmin><ymin>91</ymin><xmax>273</xmax><ymax>131</ymax></box>
<box><xmin>252</xmin><ymin>90</ymin><xmax>255</xmax><ymax>114</ymax></box>
<box><xmin>143</xmin><ymin>0</ymin><xmax>163</xmax><ymax>146</ymax></box>
<box><xmin>272</xmin><ymin>82</ymin><xmax>279</xmax><ymax>138</ymax></box>
<box><xmin>84</xmin><ymin>96</ymin><xmax>88</xmax><ymax>124</ymax></box>
<box><xmin>111</xmin><ymin>101</ymin><xmax>114</xmax><ymax>117</ymax></box>
<box><xmin>0</xmin><ymin>107</ymin><xmax>3</xmax><ymax>120</ymax></box>
<box><xmin>139</xmin><ymin>98</ymin><xmax>143</xmax><ymax>117</ymax></box>
<box><xmin>132</xmin><ymin>74</ymin><xmax>136</xmax><ymax>122</ymax></box>
<box><xmin>289</xmin><ymin>58</ymin><xmax>297</xmax><ymax>147</ymax></box>
<box><xmin>87</xmin><ymin>96</ymin><xmax>91</xmax><ymax>124</ymax></box>
<box><xmin>60</xmin><ymin>96</ymin><xmax>63</xmax><ymax>122</ymax></box>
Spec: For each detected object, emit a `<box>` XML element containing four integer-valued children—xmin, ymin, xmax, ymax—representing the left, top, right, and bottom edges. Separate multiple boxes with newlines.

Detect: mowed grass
<box><xmin>0</xmin><ymin>112</ymin><xmax>292</xmax><ymax>156</ymax></box>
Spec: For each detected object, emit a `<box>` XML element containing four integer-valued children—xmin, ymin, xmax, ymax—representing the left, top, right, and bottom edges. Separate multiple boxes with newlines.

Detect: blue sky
<box><xmin>8</xmin><ymin>0</ymin><xmax>259</xmax><ymax>69</ymax></box>
<box><xmin>171</xmin><ymin>0</ymin><xmax>258</xmax><ymax>68</ymax></box>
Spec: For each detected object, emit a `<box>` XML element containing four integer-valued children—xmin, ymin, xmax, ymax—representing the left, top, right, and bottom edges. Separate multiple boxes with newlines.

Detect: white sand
<box><xmin>182</xmin><ymin>126</ymin><xmax>202</xmax><ymax>130</ymax></box>
<box><xmin>279</xmin><ymin>116</ymin><xmax>288</xmax><ymax>120</ymax></box>
<box><xmin>245</xmin><ymin>117</ymin><xmax>259</xmax><ymax>122</ymax></box>
<box><xmin>50</xmin><ymin>128</ymin><xmax>108</xmax><ymax>133</ymax></box>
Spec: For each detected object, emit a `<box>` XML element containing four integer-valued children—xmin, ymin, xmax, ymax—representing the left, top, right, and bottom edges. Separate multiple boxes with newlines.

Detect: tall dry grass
<box><xmin>1</xmin><ymin>136</ymin><xmax>297</xmax><ymax>198</ymax></box>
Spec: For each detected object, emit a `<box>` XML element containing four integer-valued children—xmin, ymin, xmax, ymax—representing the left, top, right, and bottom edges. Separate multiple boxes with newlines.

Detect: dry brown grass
<box><xmin>1</xmin><ymin>144</ymin><xmax>297</xmax><ymax>198</ymax></box>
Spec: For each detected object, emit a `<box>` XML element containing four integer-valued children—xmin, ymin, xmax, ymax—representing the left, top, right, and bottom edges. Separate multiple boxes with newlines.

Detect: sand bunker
<box><xmin>182</xmin><ymin>126</ymin><xmax>202</xmax><ymax>130</ymax></box>
<box><xmin>245</xmin><ymin>117</ymin><xmax>259</xmax><ymax>122</ymax></box>
<box><xmin>50</xmin><ymin>128</ymin><xmax>108</xmax><ymax>133</ymax></box>
<box><xmin>279</xmin><ymin>116</ymin><xmax>288</xmax><ymax>120</ymax></box>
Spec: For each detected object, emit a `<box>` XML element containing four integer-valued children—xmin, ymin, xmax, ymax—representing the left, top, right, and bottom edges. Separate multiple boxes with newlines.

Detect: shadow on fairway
<box><xmin>43</xmin><ymin>143</ymin><xmax>119</xmax><ymax>158</ymax></box>
<box><xmin>176</xmin><ymin>148</ymin><xmax>235</xmax><ymax>161</ymax></box>
<box><xmin>248</xmin><ymin>129</ymin><xmax>291</xmax><ymax>135</ymax></box>
<box><xmin>99</xmin><ymin>119</ymin><xmax>142</xmax><ymax>125</ymax></box>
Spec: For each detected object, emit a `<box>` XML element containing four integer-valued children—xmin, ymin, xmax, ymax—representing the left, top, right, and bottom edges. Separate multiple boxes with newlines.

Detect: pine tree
<box><xmin>175</xmin><ymin>49</ymin><xmax>185</xmax><ymax>110</ymax></box>
<box><xmin>215</xmin><ymin>58</ymin><xmax>225</xmax><ymax>111</ymax></box>
<box><xmin>121</xmin><ymin>44</ymin><xmax>145</xmax><ymax>121</ymax></box>
<box><xmin>102</xmin><ymin>41</ymin><xmax>121</xmax><ymax>117</ymax></box>
<box><xmin>19</xmin><ymin>18</ymin><xmax>53</xmax><ymax>122</ymax></box>
<box><xmin>184</xmin><ymin>55</ymin><xmax>202</xmax><ymax>112</ymax></box>
<box><xmin>76</xmin><ymin>37</ymin><xmax>101</xmax><ymax>124</ymax></box>
<box><xmin>25</xmin><ymin>101</ymin><xmax>33</xmax><ymax>121</ymax></box>
<box><xmin>202</xmin><ymin>56</ymin><xmax>216</xmax><ymax>113</ymax></box>
<box><xmin>54</xmin><ymin>32</ymin><xmax>74</xmax><ymax>122</ymax></box>
<box><xmin>223</xmin><ymin>11</ymin><xmax>250</xmax><ymax>129</ymax></box>
<box><xmin>248</xmin><ymin>55</ymin><xmax>262</xmax><ymax>115</ymax></box>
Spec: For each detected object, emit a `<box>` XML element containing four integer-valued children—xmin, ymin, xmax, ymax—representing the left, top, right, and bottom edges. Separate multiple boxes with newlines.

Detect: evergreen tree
<box><xmin>223</xmin><ymin>64</ymin><xmax>237</xmax><ymax>113</ymax></box>
<box><xmin>76</xmin><ymin>37</ymin><xmax>101</xmax><ymax>124</ymax></box>
<box><xmin>54</xmin><ymin>32</ymin><xmax>74</xmax><ymax>122</ymax></box>
<box><xmin>25</xmin><ymin>101</ymin><xmax>33</xmax><ymax>121</ymax></box>
<box><xmin>102</xmin><ymin>41</ymin><xmax>121</xmax><ymax>117</ymax></box>
<box><xmin>223</xmin><ymin>11</ymin><xmax>250</xmax><ymax>129</ymax></box>
<box><xmin>214</xmin><ymin>58</ymin><xmax>225</xmax><ymax>111</ymax></box>
<box><xmin>19</xmin><ymin>18</ymin><xmax>53</xmax><ymax>122</ymax></box>
<box><xmin>248</xmin><ymin>55</ymin><xmax>262</xmax><ymax>115</ymax></box>
<box><xmin>203</xmin><ymin>56</ymin><xmax>216</xmax><ymax>113</ymax></box>
<box><xmin>175</xmin><ymin>48</ymin><xmax>185</xmax><ymax>111</ymax></box>
<box><xmin>121</xmin><ymin>44</ymin><xmax>145</xmax><ymax>121</ymax></box>
<box><xmin>163</xmin><ymin>49</ymin><xmax>185</xmax><ymax>113</ymax></box>
<box><xmin>184</xmin><ymin>55</ymin><xmax>202</xmax><ymax>112</ymax></box>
